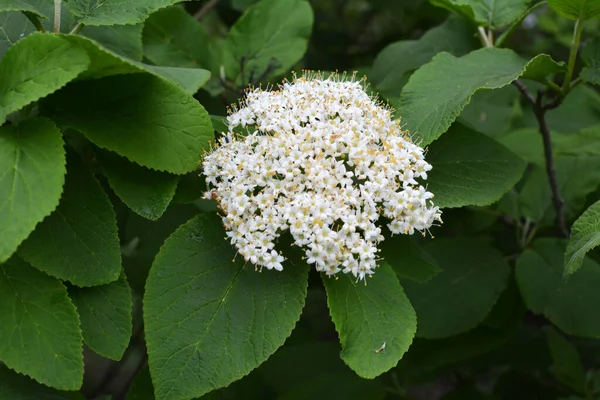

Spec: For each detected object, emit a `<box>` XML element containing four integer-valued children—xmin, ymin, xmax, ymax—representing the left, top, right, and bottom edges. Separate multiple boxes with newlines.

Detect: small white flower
<box><xmin>202</xmin><ymin>72</ymin><xmax>442</xmax><ymax>280</ymax></box>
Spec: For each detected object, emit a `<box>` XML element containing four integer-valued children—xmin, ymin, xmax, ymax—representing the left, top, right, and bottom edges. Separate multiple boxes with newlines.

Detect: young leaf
<box><xmin>399</xmin><ymin>48</ymin><xmax>563</xmax><ymax>144</ymax></box>
<box><xmin>69</xmin><ymin>274</ymin><xmax>132</xmax><ymax>360</ymax></box>
<box><xmin>547</xmin><ymin>0</ymin><xmax>600</xmax><ymax>20</ymax></box>
<box><xmin>43</xmin><ymin>73</ymin><xmax>212</xmax><ymax>174</ymax></box>
<box><xmin>227</xmin><ymin>0</ymin><xmax>313</xmax><ymax>84</ymax></box>
<box><xmin>322</xmin><ymin>263</ymin><xmax>417</xmax><ymax>379</ymax></box>
<box><xmin>18</xmin><ymin>155</ymin><xmax>121</xmax><ymax>287</ymax></box>
<box><xmin>426</xmin><ymin>124</ymin><xmax>527</xmax><ymax>208</ymax></box>
<box><xmin>544</xmin><ymin>326</ymin><xmax>586</xmax><ymax>394</ymax></box>
<box><xmin>379</xmin><ymin>235</ymin><xmax>441</xmax><ymax>283</ymax></box>
<box><xmin>0</xmin><ymin>365</ymin><xmax>84</xmax><ymax>400</ymax></box>
<box><xmin>0</xmin><ymin>258</ymin><xmax>83</xmax><ymax>390</ymax></box>
<box><xmin>429</xmin><ymin>0</ymin><xmax>532</xmax><ymax>29</ymax></box>
<box><xmin>402</xmin><ymin>238</ymin><xmax>510</xmax><ymax>339</ymax></box>
<box><xmin>65</xmin><ymin>0</ymin><xmax>181</xmax><ymax>26</ymax></box>
<box><xmin>581</xmin><ymin>36</ymin><xmax>600</xmax><ymax>85</ymax></box>
<box><xmin>144</xmin><ymin>213</ymin><xmax>309</xmax><ymax>399</ymax></box>
<box><xmin>97</xmin><ymin>150</ymin><xmax>178</xmax><ymax>221</ymax></box>
<box><xmin>369</xmin><ymin>15</ymin><xmax>476</xmax><ymax>100</ymax></box>
<box><xmin>516</xmin><ymin>238</ymin><xmax>600</xmax><ymax>338</ymax></box>
<box><xmin>564</xmin><ymin>200</ymin><xmax>600</xmax><ymax>275</ymax></box>
<box><xmin>0</xmin><ymin>118</ymin><xmax>65</xmax><ymax>263</ymax></box>
<box><xmin>0</xmin><ymin>11</ymin><xmax>34</xmax><ymax>58</ymax></box>
<box><xmin>0</xmin><ymin>32</ymin><xmax>89</xmax><ymax>124</ymax></box>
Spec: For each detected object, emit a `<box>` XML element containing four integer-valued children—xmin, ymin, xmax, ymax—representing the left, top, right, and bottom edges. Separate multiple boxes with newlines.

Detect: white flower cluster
<box><xmin>202</xmin><ymin>73</ymin><xmax>442</xmax><ymax>280</ymax></box>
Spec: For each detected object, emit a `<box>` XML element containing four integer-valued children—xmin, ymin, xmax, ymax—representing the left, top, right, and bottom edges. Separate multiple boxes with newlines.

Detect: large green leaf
<box><xmin>402</xmin><ymin>238</ymin><xmax>510</xmax><ymax>339</ymax></box>
<box><xmin>0</xmin><ymin>118</ymin><xmax>65</xmax><ymax>263</ymax></box>
<box><xmin>69</xmin><ymin>274</ymin><xmax>132</xmax><ymax>360</ymax></box>
<box><xmin>18</xmin><ymin>155</ymin><xmax>121</xmax><ymax>287</ymax></box>
<box><xmin>144</xmin><ymin>213</ymin><xmax>309</xmax><ymax>399</ymax></box>
<box><xmin>380</xmin><ymin>235</ymin><xmax>441</xmax><ymax>283</ymax></box>
<box><xmin>227</xmin><ymin>0</ymin><xmax>313</xmax><ymax>84</ymax></box>
<box><xmin>516</xmin><ymin>238</ymin><xmax>600</xmax><ymax>338</ymax></box>
<box><xmin>430</xmin><ymin>0</ymin><xmax>532</xmax><ymax>28</ymax></box>
<box><xmin>545</xmin><ymin>326</ymin><xmax>586</xmax><ymax>394</ymax></box>
<box><xmin>547</xmin><ymin>0</ymin><xmax>600</xmax><ymax>20</ymax></box>
<box><xmin>322</xmin><ymin>263</ymin><xmax>417</xmax><ymax>378</ymax></box>
<box><xmin>582</xmin><ymin>36</ymin><xmax>600</xmax><ymax>85</ymax></box>
<box><xmin>98</xmin><ymin>150</ymin><xmax>178</xmax><ymax>221</ymax></box>
<box><xmin>0</xmin><ymin>1</ymin><xmax>45</xmax><ymax>17</ymax></box>
<box><xmin>458</xmin><ymin>86</ymin><xmax>519</xmax><ymax>136</ymax></box>
<box><xmin>565</xmin><ymin>200</ymin><xmax>600</xmax><ymax>275</ymax></box>
<box><xmin>0</xmin><ymin>11</ymin><xmax>35</xmax><ymax>58</ymax></box>
<box><xmin>369</xmin><ymin>16</ymin><xmax>475</xmax><ymax>100</ymax></box>
<box><xmin>426</xmin><ymin>125</ymin><xmax>526</xmax><ymax>208</ymax></box>
<box><xmin>0</xmin><ymin>32</ymin><xmax>89</xmax><ymax>124</ymax></box>
<box><xmin>127</xmin><ymin>367</ymin><xmax>155</xmax><ymax>400</ymax></box>
<box><xmin>82</xmin><ymin>24</ymin><xmax>144</xmax><ymax>61</ymax></box>
<box><xmin>65</xmin><ymin>0</ymin><xmax>181</xmax><ymax>26</ymax></box>
<box><xmin>399</xmin><ymin>48</ymin><xmax>563</xmax><ymax>144</ymax></box>
<box><xmin>44</xmin><ymin>73</ymin><xmax>212</xmax><ymax>174</ymax></box>
<box><xmin>0</xmin><ymin>258</ymin><xmax>83</xmax><ymax>390</ymax></box>
<box><xmin>0</xmin><ymin>365</ymin><xmax>84</xmax><ymax>400</ymax></box>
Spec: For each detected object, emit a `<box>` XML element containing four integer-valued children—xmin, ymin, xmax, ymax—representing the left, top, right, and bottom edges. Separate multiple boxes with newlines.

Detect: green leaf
<box><xmin>582</xmin><ymin>36</ymin><xmax>600</xmax><ymax>85</ymax></box>
<box><xmin>0</xmin><ymin>365</ymin><xmax>84</xmax><ymax>400</ymax></box>
<box><xmin>322</xmin><ymin>262</ymin><xmax>416</xmax><ymax>378</ymax></box>
<box><xmin>44</xmin><ymin>73</ymin><xmax>212</xmax><ymax>174</ymax></box>
<box><xmin>380</xmin><ymin>235</ymin><xmax>441</xmax><ymax>283</ymax></box>
<box><xmin>127</xmin><ymin>367</ymin><xmax>155</xmax><ymax>400</ymax></box>
<box><xmin>565</xmin><ymin>200</ymin><xmax>600</xmax><ymax>275</ymax></box>
<box><xmin>69</xmin><ymin>274</ymin><xmax>132</xmax><ymax>360</ymax></box>
<box><xmin>279</xmin><ymin>371</ymin><xmax>386</xmax><ymax>400</ymax></box>
<box><xmin>547</xmin><ymin>0</ymin><xmax>600</xmax><ymax>20</ymax></box>
<box><xmin>0</xmin><ymin>118</ymin><xmax>65</xmax><ymax>263</ymax></box>
<box><xmin>0</xmin><ymin>32</ymin><xmax>89</xmax><ymax>124</ymax></box>
<box><xmin>0</xmin><ymin>1</ymin><xmax>45</xmax><ymax>17</ymax></box>
<box><xmin>144</xmin><ymin>213</ymin><xmax>309</xmax><ymax>399</ymax></box>
<box><xmin>98</xmin><ymin>150</ymin><xmax>178</xmax><ymax>221</ymax></box>
<box><xmin>369</xmin><ymin>16</ymin><xmax>476</xmax><ymax>100</ymax></box>
<box><xmin>399</xmin><ymin>48</ymin><xmax>563</xmax><ymax>144</ymax></box>
<box><xmin>516</xmin><ymin>238</ymin><xmax>600</xmax><ymax>338</ymax></box>
<box><xmin>18</xmin><ymin>155</ymin><xmax>121</xmax><ymax>287</ymax></box>
<box><xmin>227</xmin><ymin>0</ymin><xmax>313</xmax><ymax>84</ymax></box>
<box><xmin>142</xmin><ymin>64</ymin><xmax>210</xmax><ymax>95</ymax></box>
<box><xmin>65</xmin><ymin>0</ymin><xmax>181</xmax><ymax>26</ymax></box>
<box><xmin>402</xmin><ymin>238</ymin><xmax>510</xmax><ymax>339</ymax></box>
<box><xmin>82</xmin><ymin>24</ymin><xmax>144</xmax><ymax>61</ymax></box>
<box><xmin>458</xmin><ymin>86</ymin><xmax>519</xmax><ymax>136</ymax></box>
<box><xmin>426</xmin><ymin>125</ymin><xmax>526</xmax><ymax>208</ymax></box>
<box><xmin>0</xmin><ymin>11</ymin><xmax>34</xmax><ymax>58</ymax></box>
<box><xmin>429</xmin><ymin>0</ymin><xmax>532</xmax><ymax>29</ymax></box>
<box><xmin>0</xmin><ymin>258</ymin><xmax>83</xmax><ymax>390</ymax></box>
<box><xmin>545</xmin><ymin>326</ymin><xmax>586</xmax><ymax>393</ymax></box>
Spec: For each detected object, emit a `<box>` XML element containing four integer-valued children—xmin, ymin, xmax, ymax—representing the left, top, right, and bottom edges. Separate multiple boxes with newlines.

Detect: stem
<box><xmin>194</xmin><ymin>0</ymin><xmax>220</xmax><ymax>21</ymax></box>
<box><xmin>22</xmin><ymin>11</ymin><xmax>45</xmax><ymax>32</ymax></box>
<box><xmin>562</xmin><ymin>18</ymin><xmax>585</xmax><ymax>93</ymax></box>
<box><xmin>69</xmin><ymin>23</ymin><xmax>84</xmax><ymax>35</ymax></box>
<box><xmin>53</xmin><ymin>0</ymin><xmax>61</xmax><ymax>33</ymax></box>
<box><xmin>478</xmin><ymin>26</ymin><xmax>493</xmax><ymax>47</ymax></box>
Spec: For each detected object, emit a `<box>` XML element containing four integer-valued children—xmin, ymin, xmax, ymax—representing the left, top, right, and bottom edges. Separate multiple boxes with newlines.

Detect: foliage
<box><xmin>1</xmin><ymin>0</ymin><xmax>600</xmax><ymax>399</ymax></box>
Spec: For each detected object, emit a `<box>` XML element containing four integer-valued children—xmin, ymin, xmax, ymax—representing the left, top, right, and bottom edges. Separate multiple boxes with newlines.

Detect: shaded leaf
<box><xmin>66</xmin><ymin>0</ymin><xmax>181</xmax><ymax>26</ymax></box>
<box><xmin>430</xmin><ymin>0</ymin><xmax>532</xmax><ymax>28</ymax></box>
<box><xmin>547</xmin><ymin>0</ymin><xmax>600</xmax><ymax>20</ymax></box>
<box><xmin>380</xmin><ymin>235</ymin><xmax>441</xmax><ymax>283</ymax></box>
<box><xmin>582</xmin><ymin>36</ymin><xmax>600</xmax><ymax>85</ymax></box>
<box><xmin>82</xmin><ymin>24</ymin><xmax>144</xmax><ymax>61</ymax></box>
<box><xmin>545</xmin><ymin>326</ymin><xmax>586</xmax><ymax>393</ymax></box>
<box><xmin>0</xmin><ymin>11</ymin><xmax>35</xmax><ymax>58</ymax></box>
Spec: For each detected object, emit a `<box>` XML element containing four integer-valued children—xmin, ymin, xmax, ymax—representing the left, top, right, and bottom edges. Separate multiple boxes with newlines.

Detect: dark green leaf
<box><xmin>545</xmin><ymin>326</ymin><xmax>586</xmax><ymax>393</ymax></box>
<box><xmin>323</xmin><ymin>263</ymin><xmax>416</xmax><ymax>378</ymax></box>
<box><xmin>380</xmin><ymin>235</ymin><xmax>441</xmax><ymax>283</ymax></box>
<box><xmin>402</xmin><ymin>238</ymin><xmax>510</xmax><ymax>338</ymax></box>
<box><xmin>0</xmin><ymin>11</ymin><xmax>35</xmax><ymax>58</ymax></box>
<box><xmin>126</xmin><ymin>367</ymin><xmax>155</xmax><ymax>400</ymax></box>
<box><xmin>0</xmin><ymin>118</ymin><xmax>65</xmax><ymax>263</ymax></box>
<box><xmin>565</xmin><ymin>200</ymin><xmax>600</xmax><ymax>275</ymax></box>
<box><xmin>0</xmin><ymin>1</ymin><xmax>45</xmax><ymax>18</ymax></box>
<box><xmin>429</xmin><ymin>0</ymin><xmax>532</xmax><ymax>28</ymax></box>
<box><xmin>18</xmin><ymin>155</ymin><xmax>121</xmax><ymax>287</ymax></box>
<box><xmin>82</xmin><ymin>24</ymin><xmax>144</xmax><ymax>61</ymax></box>
<box><xmin>458</xmin><ymin>86</ymin><xmax>519</xmax><ymax>136</ymax></box>
<box><xmin>547</xmin><ymin>0</ymin><xmax>600</xmax><ymax>20</ymax></box>
<box><xmin>65</xmin><ymin>0</ymin><xmax>181</xmax><ymax>26</ymax></box>
<box><xmin>69</xmin><ymin>274</ymin><xmax>132</xmax><ymax>360</ymax></box>
<box><xmin>144</xmin><ymin>213</ymin><xmax>309</xmax><ymax>399</ymax></box>
<box><xmin>0</xmin><ymin>258</ymin><xmax>83</xmax><ymax>389</ymax></box>
<box><xmin>0</xmin><ymin>365</ymin><xmax>84</xmax><ymax>400</ymax></box>
<box><xmin>582</xmin><ymin>36</ymin><xmax>600</xmax><ymax>85</ymax></box>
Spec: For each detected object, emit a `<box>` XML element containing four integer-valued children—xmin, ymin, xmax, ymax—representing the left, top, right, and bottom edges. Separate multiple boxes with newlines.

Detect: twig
<box><xmin>194</xmin><ymin>0</ymin><xmax>220</xmax><ymax>21</ymax></box>
<box><xmin>512</xmin><ymin>80</ymin><xmax>569</xmax><ymax>237</ymax></box>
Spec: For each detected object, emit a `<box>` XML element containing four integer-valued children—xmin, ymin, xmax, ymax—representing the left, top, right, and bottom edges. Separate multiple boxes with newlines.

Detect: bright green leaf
<box><xmin>380</xmin><ymin>235</ymin><xmax>441</xmax><ymax>283</ymax></box>
<box><xmin>582</xmin><ymin>36</ymin><xmax>600</xmax><ymax>85</ymax></box>
<box><xmin>69</xmin><ymin>274</ymin><xmax>132</xmax><ymax>360</ymax></box>
<box><xmin>565</xmin><ymin>200</ymin><xmax>600</xmax><ymax>275</ymax></box>
<box><xmin>402</xmin><ymin>238</ymin><xmax>510</xmax><ymax>339</ymax></box>
<box><xmin>227</xmin><ymin>0</ymin><xmax>313</xmax><ymax>84</ymax></box>
<box><xmin>98</xmin><ymin>150</ymin><xmax>178</xmax><ymax>221</ymax></box>
<box><xmin>144</xmin><ymin>213</ymin><xmax>309</xmax><ymax>399</ymax></box>
<box><xmin>426</xmin><ymin>125</ymin><xmax>526</xmax><ymax>208</ymax></box>
<box><xmin>0</xmin><ymin>32</ymin><xmax>89</xmax><ymax>124</ymax></box>
<box><xmin>44</xmin><ymin>73</ymin><xmax>212</xmax><ymax>174</ymax></box>
<box><xmin>369</xmin><ymin>16</ymin><xmax>476</xmax><ymax>100</ymax></box>
<box><xmin>65</xmin><ymin>0</ymin><xmax>181</xmax><ymax>26</ymax></box>
<box><xmin>18</xmin><ymin>155</ymin><xmax>121</xmax><ymax>287</ymax></box>
<box><xmin>430</xmin><ymin>0</ymin><xmax>532</xmax><ymax>28</ymax></box>
<box><xmin>0</xmin><ymin>258</ymin><xmax>83</xmax><ymax>390</ymax></box>
<box><xmin>0</xmin><ymin>11</ymin><xmax>35</xmax><ymax>58</ymax></box>
<box><xmin>0</xmin><ymin>118</ymin><xmax>65</xmax><ymax>263</ymax></box>
<box><xmin>547</xmin><ymin>0</ymin><xmax>600</xmax><ymax>20</ymax></box>
<box><xmin>322</xmin><ymin>263</ymin><xmax>417</xmax><ymax>378</ymax></box>
<box><xmin>0</xmin><ymin>364</ymin><xmax>84</xmax><ymax>400</ymax></box>
<box><xmin>82</xmin><ymin>24</ymin><xmax>144</xmax><ymax>61</ymax></box>
<box><xmin>516</xmin><ymin>238</ymin><xmax>600</xmax><ymax>338</ymax></box>
<box><xmin>399</xmin><ymin>48</ymin><xmax>563</xmax><ymax>144</ymax></box>
<box><xmin>545</xmin><ymin>326</ymin><xmax>586</xmax><ymax>393</ymax></box>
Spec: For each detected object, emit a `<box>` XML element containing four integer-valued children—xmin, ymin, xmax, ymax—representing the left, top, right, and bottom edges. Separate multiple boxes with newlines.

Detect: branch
<box><xmin>194</xmin><ymin>0</ymin><xmax>220</xmax><ymax>21</ymax></box>
<box><xmin>512</xmin><ymin>80</ymin><xmax>569</xmax><ymax>237</ymax></box>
